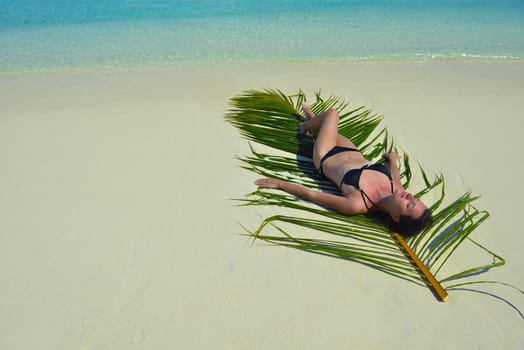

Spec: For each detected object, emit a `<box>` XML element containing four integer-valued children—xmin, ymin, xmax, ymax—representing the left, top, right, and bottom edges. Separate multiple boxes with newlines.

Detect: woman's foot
<box><xmin>299</xmin><ymin>103</ymin><xmax>316</xmax><ymax>136</ymax></box>
<box><xmin>302</xmin><ymin>102</ymin><xmax>314</xmax><ymax>120</ymax></box>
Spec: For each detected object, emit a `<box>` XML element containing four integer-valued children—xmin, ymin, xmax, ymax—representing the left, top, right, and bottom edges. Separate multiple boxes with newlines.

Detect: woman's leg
<box><xmin>301</xmin><ymin>105</ymin><xmax>358</xmax><ymax>168</ymax></box>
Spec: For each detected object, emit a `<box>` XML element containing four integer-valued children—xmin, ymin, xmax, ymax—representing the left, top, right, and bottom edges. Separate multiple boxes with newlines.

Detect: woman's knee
<box><xmin>319</xmin><ymin>109</ymin><xmax>340</xmax><ymax>129</ymax></box>
<box><xmin>321</xmin><ymin>109</ymin><xmax>339</xmax><ymax>127</ymax></box>
<box><xmin>326</xmin><ymin>109</ymin><xmax>339</xmax><ymax>121</ymax></box>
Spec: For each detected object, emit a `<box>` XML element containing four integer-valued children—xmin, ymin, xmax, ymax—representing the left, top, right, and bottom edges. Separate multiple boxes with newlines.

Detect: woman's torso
<box><xmin>321</xmin><ymin>152</ymin><xmax>394</xmax><ymax>207</ymax></box>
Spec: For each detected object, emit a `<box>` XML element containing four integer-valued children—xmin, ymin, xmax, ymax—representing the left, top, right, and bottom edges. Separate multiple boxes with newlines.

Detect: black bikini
<box><xmin>316</xmin><ymin>146</ymin><xmax>394</xmax><ymax>210</ymax></box>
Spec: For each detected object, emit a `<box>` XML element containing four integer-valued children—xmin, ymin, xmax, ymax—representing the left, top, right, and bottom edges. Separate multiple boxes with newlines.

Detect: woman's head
<box><xmin>389</xmin><ymin>208</ymin><xmax>433</xmax><ymax>237</ymax></box>
<box><xmin>387</xmin><ymin>189</ymin><xmax>433</xmax><ymax>237</ymax></box>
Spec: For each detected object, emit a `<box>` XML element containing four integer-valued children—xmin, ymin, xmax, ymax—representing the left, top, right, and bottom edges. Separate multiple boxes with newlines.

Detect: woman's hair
<box><xmin>389</xmin><ymin>208</ymin><xmax>433</xmax><ymax>238</ymax></box>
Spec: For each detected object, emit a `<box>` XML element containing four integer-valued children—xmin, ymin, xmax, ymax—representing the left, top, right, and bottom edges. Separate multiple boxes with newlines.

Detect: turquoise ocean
<box><xmin>1</xmin><ymin>0</ymin><xmax>523</xmax><ymax>72</ymax></box>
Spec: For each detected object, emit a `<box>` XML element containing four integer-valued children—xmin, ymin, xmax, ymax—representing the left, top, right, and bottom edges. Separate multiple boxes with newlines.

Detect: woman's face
<box><xmin>390</xmin><ymin>189</ymin><xmax>427</xmax><ymax>221</ymax></box>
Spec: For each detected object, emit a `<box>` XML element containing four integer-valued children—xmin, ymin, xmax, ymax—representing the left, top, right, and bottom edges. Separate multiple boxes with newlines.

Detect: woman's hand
<box><xmin>383</xmin><ymin>152</ymin><xmax>400</xmax><ymax>164</ymax></box>
<box><xmin>383</xmin><ymin>152</ymin><xmax>403</xmax><ymax>188</ymax></box>
<box><xmin>255</xmin><ymin>178</ymin><xmax>281</xmax><ymax>189</ymax></box>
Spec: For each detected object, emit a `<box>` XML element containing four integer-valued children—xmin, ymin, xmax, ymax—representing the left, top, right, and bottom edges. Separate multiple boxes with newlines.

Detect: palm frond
<box><xmin>226</xmin><ymin>89</ymin><xmax>523</xmax><ymax>305</ymax></box>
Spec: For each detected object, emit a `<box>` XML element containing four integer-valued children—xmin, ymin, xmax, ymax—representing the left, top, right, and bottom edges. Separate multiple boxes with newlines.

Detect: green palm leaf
<box><xmin>226</xmin><ymin>89</ymin><xmax>523</xmax><ymax>304</ymax></box>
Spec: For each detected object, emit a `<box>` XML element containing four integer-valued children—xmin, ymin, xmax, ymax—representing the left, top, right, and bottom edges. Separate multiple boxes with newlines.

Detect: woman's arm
<box><xmin>383</xmin><ymin>152</ymin><xmax>402</xmax><ymax>188</ymax></box>
<box><xmin>255</xmin><ymin>178</ymin><xmax>366</xmax><ymax>215</ymax></box>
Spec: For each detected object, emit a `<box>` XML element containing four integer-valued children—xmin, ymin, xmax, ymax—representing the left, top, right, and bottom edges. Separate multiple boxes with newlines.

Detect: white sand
<box><xmin>1</xmin><ymin>61</ymin><xmax>523</xmax><ymax>349</ymax></box>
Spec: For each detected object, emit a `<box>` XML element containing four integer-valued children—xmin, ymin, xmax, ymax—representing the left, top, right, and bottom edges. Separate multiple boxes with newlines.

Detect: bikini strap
<box><xmin>360</xmin><ymin>189</ymin><xmax>377</xmax><ymax>211</ymax></box>
<box><xmin>360</xmin><ymin>178</ymin><xmax>394</xmax><ymax>210</ymax></box>
<box><xmin>347</xmin><ymin>163</ymin><xmax>395</xmax><ymax>210</ymax></box>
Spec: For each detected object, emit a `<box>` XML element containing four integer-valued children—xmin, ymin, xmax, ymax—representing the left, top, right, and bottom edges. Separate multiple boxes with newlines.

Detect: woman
<box><xmin>255</xmin><ymin>104</ymin><xmax>432</xmax><ymax>237</ymax></box>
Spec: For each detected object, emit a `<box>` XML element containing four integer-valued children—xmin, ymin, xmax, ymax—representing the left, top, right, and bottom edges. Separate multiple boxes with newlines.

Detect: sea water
<box><xmin>1</xmin><ymin>0</ymin><xmax>523</xmax><ymax>72</ymax></box>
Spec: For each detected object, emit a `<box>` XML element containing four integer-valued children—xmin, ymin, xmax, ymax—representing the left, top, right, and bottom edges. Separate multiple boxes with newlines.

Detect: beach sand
<box><xmin>1</xmin><ymin>61</ymin><xmax>523</xmax><ymax>349</ymax></box>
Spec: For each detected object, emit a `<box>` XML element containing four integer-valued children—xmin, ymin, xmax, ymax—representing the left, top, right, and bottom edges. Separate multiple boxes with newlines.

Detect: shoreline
<box><xmin>2</xmin><ymin>56</ymin><xmax>524</xmax><ymax>75</ymax></box>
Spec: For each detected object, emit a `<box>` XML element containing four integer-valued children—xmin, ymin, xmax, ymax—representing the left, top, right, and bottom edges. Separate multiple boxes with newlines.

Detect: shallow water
<box><xmin>1</xmin><ymin>0</ymin><xmax>523</xmax><ymax>72</ymax></box>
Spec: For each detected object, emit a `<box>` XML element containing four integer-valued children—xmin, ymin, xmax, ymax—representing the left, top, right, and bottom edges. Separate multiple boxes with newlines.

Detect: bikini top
<box><xmin>340</xmin><ymin>163</ymin><xmax>394</xmax><ymax>210</ymax></box>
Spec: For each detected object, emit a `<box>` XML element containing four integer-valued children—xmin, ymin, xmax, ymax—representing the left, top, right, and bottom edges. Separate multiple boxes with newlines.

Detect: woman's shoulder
<box><xmin>341</xmin><ymin>190</ymin><xmax>368</xmax><ymax>214</ymax></box>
